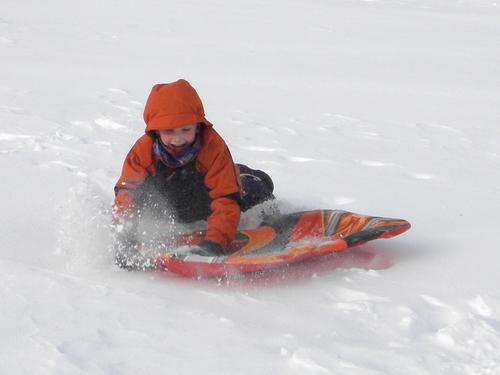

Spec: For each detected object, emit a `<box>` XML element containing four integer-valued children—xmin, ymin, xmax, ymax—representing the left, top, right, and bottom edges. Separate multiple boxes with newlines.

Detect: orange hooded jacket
<box><xmin>114</xmin><ymin>79</ymin><xmax>242</xmax><ymax>248</ymax></box>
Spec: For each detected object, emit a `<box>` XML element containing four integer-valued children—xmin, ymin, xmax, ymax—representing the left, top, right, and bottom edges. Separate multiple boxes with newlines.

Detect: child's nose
<box><xmin>172</xmin><ymin>134</ymin><xmax>184</xmax><ymax>144</ymax></box>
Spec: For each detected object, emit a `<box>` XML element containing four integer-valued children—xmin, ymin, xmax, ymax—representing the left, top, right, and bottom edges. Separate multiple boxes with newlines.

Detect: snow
<box><xmin>1</xmin><ymin>0</ymin><xmax>500</xmax><ymax>373</ymax></box>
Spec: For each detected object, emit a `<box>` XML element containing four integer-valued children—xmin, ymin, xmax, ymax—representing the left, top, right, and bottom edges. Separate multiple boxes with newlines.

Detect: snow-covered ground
<box><xmin>1</xmin><ymin>0</ymin><xmax>500</xmax><ymax>373</ymax></box>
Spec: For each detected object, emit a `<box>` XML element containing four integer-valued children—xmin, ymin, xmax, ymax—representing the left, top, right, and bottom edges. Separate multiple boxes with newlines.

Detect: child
<box><xmin>113</xmin><ymin>79</ymin><xmax>275</xmax><ymax>269</ymax></box>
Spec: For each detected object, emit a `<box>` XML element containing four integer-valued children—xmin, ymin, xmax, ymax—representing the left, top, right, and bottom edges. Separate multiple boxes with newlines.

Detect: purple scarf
<box><xmin>153</xmin><ymin>135</ymin><xmax>201</xmax><ymax>169</ymax></box>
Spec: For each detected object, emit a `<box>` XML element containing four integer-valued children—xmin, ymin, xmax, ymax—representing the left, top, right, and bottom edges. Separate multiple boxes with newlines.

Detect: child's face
<box><xmin>158</xmin><ymin>124</ymin><xmax>198</xmax><ymax>147</ymax></box>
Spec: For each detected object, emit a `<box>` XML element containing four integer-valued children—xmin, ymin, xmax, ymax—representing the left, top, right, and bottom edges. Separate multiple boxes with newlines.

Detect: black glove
<box><xmin>113</xmin><ymin>223</ymin><xmax>157</xmax><ymax>271</ymax></box>
<box><xmin>187</xmin><ymin>240</ymin><xmax>226</xmax><ymax>257</ymax></box>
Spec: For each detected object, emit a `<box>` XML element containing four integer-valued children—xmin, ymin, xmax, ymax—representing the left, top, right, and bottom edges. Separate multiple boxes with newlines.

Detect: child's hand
<box><xmin>178</xmin><ymin>240</ymin><xmax>226</xmax><ymax>257</ymax></box>
<box><xmin>198</xmin><ymin>240</ymin><xmax>225</xmax><ymax>256</ymax></box>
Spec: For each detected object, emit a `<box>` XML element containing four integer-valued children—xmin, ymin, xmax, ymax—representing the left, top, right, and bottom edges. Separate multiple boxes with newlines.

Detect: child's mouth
<box><xmin>166</xmin><ymin>143</ymin><xmax>189</xmax><ymax>153</ymax></box>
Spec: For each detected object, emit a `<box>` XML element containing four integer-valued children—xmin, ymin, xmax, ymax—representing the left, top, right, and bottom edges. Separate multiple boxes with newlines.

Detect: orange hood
<box><xmin>143</xmin><ymin>79</ymin><xmax>213</xmax><ymax>133</ymax></box>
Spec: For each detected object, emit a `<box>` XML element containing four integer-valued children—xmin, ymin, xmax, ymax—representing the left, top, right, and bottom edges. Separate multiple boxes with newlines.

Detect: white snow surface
<box><xmin>1</xmin><ymin>0</ymin><xmax>500</xmax><ymax>374</ymax></box>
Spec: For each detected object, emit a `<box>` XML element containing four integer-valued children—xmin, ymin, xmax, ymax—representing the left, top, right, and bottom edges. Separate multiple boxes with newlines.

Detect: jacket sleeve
<box><xmin>199</xmin><ymin>135</ymin><xmax>242</xmax><ymax>249</ymax></box>
<box><xmin>113</xmin><ymin>136</ymin><xmax>155</xmax><ymax>219</ymax></box>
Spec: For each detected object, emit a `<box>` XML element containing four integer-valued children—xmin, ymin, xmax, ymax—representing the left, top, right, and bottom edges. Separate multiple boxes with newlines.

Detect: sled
<box><xmin>154</xmin><ymin>209</ymin><xmax>410</xmax><ymax>278</ymax></box>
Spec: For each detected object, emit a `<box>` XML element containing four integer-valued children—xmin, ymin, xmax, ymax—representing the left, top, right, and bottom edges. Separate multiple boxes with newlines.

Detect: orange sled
<box><xmin>154</xmin><ymin>209</ymin><xmax>411</xmax><ymax>278</ymax></box>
